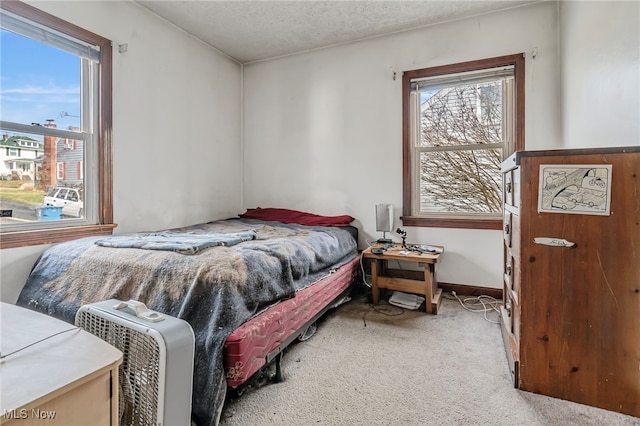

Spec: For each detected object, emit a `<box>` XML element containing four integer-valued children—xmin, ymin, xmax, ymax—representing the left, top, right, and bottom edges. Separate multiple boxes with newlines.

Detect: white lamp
<box><xmin>375</xmin><ymin>203</ymin><xmax>394</xmax><ymax>244</ymax></box>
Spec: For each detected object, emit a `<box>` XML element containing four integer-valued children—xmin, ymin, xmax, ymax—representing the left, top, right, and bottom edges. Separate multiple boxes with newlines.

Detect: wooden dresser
<box><xmin>500</xmin><ymin>147</ymin><xmax>639</xmax><ymax>417</ymax></box>
<box><xmin>1</xmin><ymin>303</ymin><xmax>122</xmax><ymax>425</ymax></box>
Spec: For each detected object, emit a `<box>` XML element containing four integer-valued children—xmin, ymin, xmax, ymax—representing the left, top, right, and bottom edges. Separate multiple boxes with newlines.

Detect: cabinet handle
<box><xmin>506</xmin><ymin>182</ymin><xmax>512</xmax><ymax>193</ymax></box>
<box><xmin>534</xmin><ymin>237</ymin><xmax>576</xmax><ymax>247</ymax></box>
<box><xmin>505</xmin><ymin>301</ymin><xmax>512</xmax><ymax>316</ymax></box>
<box><xmin>506</xmin><ymin>263</ymin><xmax>512</xmax><ymax>275</ymax></box>
<box><xmin>504</xmin><ymin>223</ymin><xmax>510</xmax><ymax>234</ymax></box>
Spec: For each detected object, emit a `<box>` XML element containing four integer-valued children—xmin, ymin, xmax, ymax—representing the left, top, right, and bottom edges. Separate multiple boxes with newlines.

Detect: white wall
<box><xmin>1</xmin><ymin>1</ymin><xmax>242</xmax><ymax>303</ymax></box>
<box><xmin>560</xmin><ymin>1</ymin><xmax>640</xmax><ymax>148</ymax></box>
<box><xmin>3</xmin><ymin>1</ymin><xmax>638</xmax><ymax>302</ymax></box>
<box><xmin>243</xmin><ymin>2</ymin><xmax>560</xmax><ymax>289</ymax></box>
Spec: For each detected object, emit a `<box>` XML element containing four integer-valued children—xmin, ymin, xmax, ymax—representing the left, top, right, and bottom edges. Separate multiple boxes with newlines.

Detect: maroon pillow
<box><xmin>239</xmin><ymin>207</ymin><xmax>354</xmax><ymax>227</ymax></box>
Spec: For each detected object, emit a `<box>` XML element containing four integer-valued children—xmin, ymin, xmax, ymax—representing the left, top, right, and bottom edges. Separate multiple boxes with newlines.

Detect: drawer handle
<box><xmin>534</xmin><ymin>237</ymin><xmax>575</xmax><ymax>247</ymax></box>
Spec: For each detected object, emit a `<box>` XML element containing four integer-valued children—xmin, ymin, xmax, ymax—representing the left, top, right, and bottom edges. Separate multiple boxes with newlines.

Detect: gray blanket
<box><xmin>17</xmin><ymin>218</ymin><xmax>358</xmax><ymax>426</ymax></box>
<box><xmin>95</xmin><ymin>230</ymin><xmax>257</xmax><ymax>254</ymax></box>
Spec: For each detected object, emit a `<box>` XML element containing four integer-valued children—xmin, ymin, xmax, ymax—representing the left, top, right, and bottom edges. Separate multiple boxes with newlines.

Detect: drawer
<box><xmin>504</xmin><ymin>254</ymin><xmax>513</xmax><ymax>290</ymax></box>
<box><xmin>500</xmin><ymin>296</ymin><xmax>520</xmax><ymax>387</ymax></box>
<box><xmin>512</xmin><ymin>167</ymin><xmax>520</xmax><ymax>207</ymax></box>
<box><xmin>510</xmin><ymin>214</ymin><xmax>520</xmax><ymax>267</ymax></box>
<box><xmin>504</xmin><ymin>249</ymin><xmax>520</xmax><ymax>295</ymax></box>
<box><xmin>504</xmin><ymin>288</ymin><xmax>520</xmax><ymax>341</ymax></box>
<box><xmin>503</xmin><ymin>167</ymin><xmax>521</xmax><ymax>208</ymax></box>
<box><xmin>503</xmin><ymin>170</ymin><xmax>514</xmax><ymax>206</ymax></box>
<box><xmin>503</xmin><ymin>210</ymin><xmax>513</xmax><ymax>248</ymax></box>
<box><xmin>512</xmin><ymin>261</ymin><xmax>520</xmax><ymax>295</ymax></box>
<box><xmin>512</xmin><ymin>296</ymin><xmax>520</xmax><ymax>343</ymax></box>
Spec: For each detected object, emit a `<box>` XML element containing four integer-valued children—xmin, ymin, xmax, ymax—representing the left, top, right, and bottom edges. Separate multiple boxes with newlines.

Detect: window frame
<box><xmin>401</xmin><ymin>54</ymin><xmax>525</xmax><ymax>230</ymax></box>
<box><xmin>0</xmin><ymin>0</ymin><xmax>114</xmax><ymax>249</ymax></box>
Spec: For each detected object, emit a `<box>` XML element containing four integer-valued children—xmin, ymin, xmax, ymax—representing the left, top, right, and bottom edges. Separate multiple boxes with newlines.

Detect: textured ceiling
<box><xmin>134</xmin><ymin>1</ymin><xmax>536</xmax><ymax>64</ymax></box>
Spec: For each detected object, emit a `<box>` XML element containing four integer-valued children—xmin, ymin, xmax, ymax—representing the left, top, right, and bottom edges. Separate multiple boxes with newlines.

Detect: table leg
<box><xmin>371</xmin><ymin>259</ymin><xmax>380</xmax><ymax>304</ymax></box>
<box><xmin>424</xmin><ymin>265</ymin><xmax>434</xmax><ymax>314</ymax></box>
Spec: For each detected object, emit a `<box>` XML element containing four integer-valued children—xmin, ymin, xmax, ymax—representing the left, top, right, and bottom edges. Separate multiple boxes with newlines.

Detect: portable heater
<box><xmin>75</xmin><ymin>299</ymin><xmax>195</xmax><ymax>426</ymax></box>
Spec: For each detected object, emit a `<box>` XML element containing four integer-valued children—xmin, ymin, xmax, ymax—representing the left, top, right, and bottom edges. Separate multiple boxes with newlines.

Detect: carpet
<box><xmin>220</xmin><ymin>293</ymin><xmax>639</xmax><ymax>426</ymax></box>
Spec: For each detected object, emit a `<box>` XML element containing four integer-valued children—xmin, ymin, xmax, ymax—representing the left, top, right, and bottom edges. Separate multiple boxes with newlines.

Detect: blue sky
<box><xmin>1</xmin><ymin>28</ymin><xmax>81</xmax><ymax>137</ymax></box>
<box><xmin>421</xmin><ymin>89</ymin><xmax>438</xmax><ymax>104</ymax></box>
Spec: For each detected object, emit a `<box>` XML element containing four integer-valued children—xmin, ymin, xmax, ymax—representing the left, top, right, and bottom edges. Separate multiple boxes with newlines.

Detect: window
<box><xmin>402</xmin><ymin>54</ymin><xmax>524</xmax><ymax>230</ymax></box>
<box><xmin>63</xmin><ymin>139</ymin><xmax>76</xmax><ymax>150</ymax></box>
<box><xmin>0</xmin><ymin>1</ymin><xmax>114</xmax><ymax>249</ymax></box>
<box><xmin>56</xmin><ymin>162</ymin><xmax>65</xmax><ymax>180</ymax></box>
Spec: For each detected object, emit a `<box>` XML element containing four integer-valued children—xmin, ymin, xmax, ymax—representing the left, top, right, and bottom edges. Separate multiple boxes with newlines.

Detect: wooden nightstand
<box><xmin>362</xmin><ymin>244</ymin><xmax>444</xmax><ymax>314</ymax></box>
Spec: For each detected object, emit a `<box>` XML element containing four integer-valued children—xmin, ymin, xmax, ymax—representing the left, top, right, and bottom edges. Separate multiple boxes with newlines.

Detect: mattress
<box><xmin>224</xmin><ymin>254</ymin><xmax>360</xmax><ymax>388</ymax></box>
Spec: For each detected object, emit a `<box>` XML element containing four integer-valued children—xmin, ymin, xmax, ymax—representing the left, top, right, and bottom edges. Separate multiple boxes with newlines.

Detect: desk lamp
<box><xmin>375</xmin><ymin>203</ymin><xmax>393</xmax><ymax>244</ymax></box>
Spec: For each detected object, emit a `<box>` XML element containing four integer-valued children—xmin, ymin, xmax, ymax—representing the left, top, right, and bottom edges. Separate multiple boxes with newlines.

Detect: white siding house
<box><xmin>0</xmin><ymin>135</ymin><xmax>42</xmax><ymax>180</ymax></box>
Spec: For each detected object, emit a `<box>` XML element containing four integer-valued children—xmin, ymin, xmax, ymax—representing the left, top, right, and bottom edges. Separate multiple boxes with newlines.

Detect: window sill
<box><xmin>401</xmin><ymin>216</ymin><xmax>502</xmax><ymax>230</ymax></box>
<box><xmin>0</xmin><ymin>224</ymin><xmax>117</xmax><ymax>249</ymax></box>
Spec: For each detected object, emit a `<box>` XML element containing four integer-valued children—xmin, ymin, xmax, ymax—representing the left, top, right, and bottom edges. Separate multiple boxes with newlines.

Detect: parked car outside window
<box><xmin>43</xmin><ymin>187</ymin><xmax>83</xmax><ymax>217</ymax></box>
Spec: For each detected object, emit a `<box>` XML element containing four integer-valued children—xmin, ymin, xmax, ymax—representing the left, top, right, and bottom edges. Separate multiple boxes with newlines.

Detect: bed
<box><xmin>16</xmin><ymin>208</ymin><xmax>360</xmax><ymax>426</ymax></box>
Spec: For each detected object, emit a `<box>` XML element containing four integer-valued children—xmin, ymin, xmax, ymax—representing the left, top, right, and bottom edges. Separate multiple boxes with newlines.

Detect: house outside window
<box><xmin>0</xmin><ymin>1</ymin><xmax>114</xmax><ymax>248</ymax></box>
<box><xmin>402</xmin><ymin>54</ymin><xmax>525</xmax><ymax>230</ymax></box>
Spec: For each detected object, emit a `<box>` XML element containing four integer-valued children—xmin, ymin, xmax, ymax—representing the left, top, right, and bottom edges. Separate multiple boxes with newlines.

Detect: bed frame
<box><xmin>224</xmin><ymin>255</ymin><xmax>361</xmax><ymax>391</ymax></box>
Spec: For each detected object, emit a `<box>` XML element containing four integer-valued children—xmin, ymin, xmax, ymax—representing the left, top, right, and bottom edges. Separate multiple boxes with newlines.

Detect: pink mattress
<box><xmin>224</xmin><ymin>255</ymin><xmax>360</xmax><ymax>388</ymax></box>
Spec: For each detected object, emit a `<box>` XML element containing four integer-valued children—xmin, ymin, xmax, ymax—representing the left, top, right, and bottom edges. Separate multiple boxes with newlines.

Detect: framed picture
<box><xmin>538</xmin><ymin>164</ymin><xmax>612</xmax><ymax>216</ymax></box>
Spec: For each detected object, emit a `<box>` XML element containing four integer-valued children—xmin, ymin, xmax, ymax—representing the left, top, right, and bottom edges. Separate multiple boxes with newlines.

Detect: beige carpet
<box><xmin>220</xmin><ymin>293</ymin><xmax>639</xmax><ymax>426</ymax></box>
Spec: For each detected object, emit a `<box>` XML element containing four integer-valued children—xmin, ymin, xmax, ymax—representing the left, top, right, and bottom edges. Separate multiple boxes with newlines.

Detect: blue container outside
<box><xmin>35</xmin><ymin>206</ymin><xmax>63</xmax><ymax>221</ymax></box>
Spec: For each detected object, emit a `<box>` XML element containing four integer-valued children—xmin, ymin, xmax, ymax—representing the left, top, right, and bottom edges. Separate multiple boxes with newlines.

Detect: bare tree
<box><xmin>419</xmin><ymin>84</ymin><xmax>504</xmax><ymax>213</ymax></box>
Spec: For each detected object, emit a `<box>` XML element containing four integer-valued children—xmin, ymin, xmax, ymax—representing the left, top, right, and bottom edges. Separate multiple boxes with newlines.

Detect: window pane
<box><xmin>419</xmin><ymin>149</ymin><xmax>503</xmax><ymax>213</ymax></box>
<box><xmin>419</xmin><ymin>81</ymin><xmax>504</xmax><ymax>148</ymax></box>
<box><xmin>413</xmin><ymin>73</ymin><xmax>511</xmax><ymax>216</ymax></box>
<box><xmin>0</xmin><ymin>24</ymin><xmax>86</xmax><ymax>225</ymax></box>
<box><xmin>0</xmin><ymin>29</ymin><xmax>81</xmax><ymax>129</ymax></box>
<box><xmin>0</xmin><ymin>1</ymin><xmax>113</xmax><ymax>248</ymax></box>
<box><xmin>0</xmin><ymin>128</ymin><xmax>85</xmax><ymax>221</ymax></box>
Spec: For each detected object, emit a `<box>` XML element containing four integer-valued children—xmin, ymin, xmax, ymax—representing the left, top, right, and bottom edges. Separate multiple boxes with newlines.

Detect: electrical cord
<box><xmin>361</xmin><ymin>302</ymin><xmax>405</xmax><ymax>327</ymax></box>
<box><xmin>447</xmin><ymin>291</ymin><xmax>502</xmax><ymax>324</ymax></box>
<box><xmin>359</xmin><ymin>252</ymin><xmax>371</xmax><ymax>288</ymax></box>
<box><xmin>371</xmin><ymin>303</ymin><xmax>404</xmax><ymax>317</ymax></box>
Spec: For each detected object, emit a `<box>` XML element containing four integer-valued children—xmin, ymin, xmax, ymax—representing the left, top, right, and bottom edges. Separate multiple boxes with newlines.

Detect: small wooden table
<box><xmin>362</xmin><ymin>244</ymin><xmax>444</xmax><ymax>314</ymax></box>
